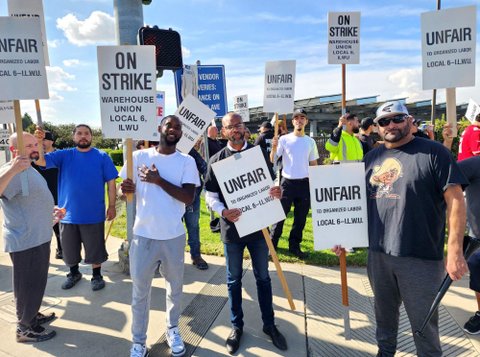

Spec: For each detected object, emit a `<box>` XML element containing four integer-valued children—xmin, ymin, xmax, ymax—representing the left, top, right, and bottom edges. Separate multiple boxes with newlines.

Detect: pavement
<box><xmin>0</xmin><ymin>232</ymin><xmax>479</xmax><ymax>357</ymax></box>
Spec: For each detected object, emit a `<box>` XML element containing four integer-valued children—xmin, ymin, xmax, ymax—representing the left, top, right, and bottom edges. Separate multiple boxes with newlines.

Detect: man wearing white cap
<box><xmin>335</xmin><ymin>101</ymin><xmax>468</xmax><ymax>356</ymax></box>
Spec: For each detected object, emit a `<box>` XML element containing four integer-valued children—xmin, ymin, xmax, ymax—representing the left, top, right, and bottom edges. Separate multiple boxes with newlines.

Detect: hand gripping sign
<box><xmin>211</xmin><ymin>145</ymin><xmax>295</xmax><ymax>310</ymax></box>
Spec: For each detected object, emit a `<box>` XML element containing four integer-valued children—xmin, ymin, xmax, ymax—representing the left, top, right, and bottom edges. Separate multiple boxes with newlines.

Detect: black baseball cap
<box><xmin>360</xmin><ymin>117</ymin><xmax>374</xmax><ymax>130</ymax></box>
<box><xmin>258</xmin><ymin>121</ymin><xmax>273</xmax><ymax>131</ymax></box>
<box><xmin>293</xmin><ymin>108</ymin><xmax>307</xmax><ymax>117</ymax></box>
<box><xmin>44</xmin><ymin>131</ymin><xmax>54</xmax><ymax>141</ymax></box>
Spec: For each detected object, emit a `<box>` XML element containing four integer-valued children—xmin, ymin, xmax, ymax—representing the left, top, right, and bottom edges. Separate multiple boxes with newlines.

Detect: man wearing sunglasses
<box><xmin>362</xmin><ymin>101</ymin><xmax>467</xmax><ymax>356</ymax></box>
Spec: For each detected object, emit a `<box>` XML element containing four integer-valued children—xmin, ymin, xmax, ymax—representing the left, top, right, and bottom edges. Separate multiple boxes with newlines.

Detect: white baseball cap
<box><xmin>374</xmin><ymin>101</ymin><xmax>409</xmax><ymax>122</ymax></box>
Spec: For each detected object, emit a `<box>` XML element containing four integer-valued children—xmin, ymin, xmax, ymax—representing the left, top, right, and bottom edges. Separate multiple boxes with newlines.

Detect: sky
<box><xmin>1</xmin><ymin>0</ymin><xmax>480</xmax><ymax>127</ymax></box>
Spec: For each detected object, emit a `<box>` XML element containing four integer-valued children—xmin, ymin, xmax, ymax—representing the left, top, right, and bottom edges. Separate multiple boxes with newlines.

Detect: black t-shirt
<box><xmin>32</xmin><ymin>162</ymin><xmax>58</xmax><ymax>204</ymax></box>
<box><xmin>364</xmin><ymin>137</ymin><xmax>468</xmax><ymax>260</ymax></box>
<box><xmin>204</xmin><ymin>143</ymin><xmax>274</xmax><ymax>243</ymax></box>
<box><xmin>254</xmin><ymin>130</ymin><xmax>274</xmax><ymax>153</ymax></box>
<box><xmin>207</xmin><ymin>138</ymin><xmax>223</xmax><ymax>158</ymax></box>
<box><xmin>458</xmin><ymin>157</ymin><xmax>480</xmax><ymax>239</ymax></box>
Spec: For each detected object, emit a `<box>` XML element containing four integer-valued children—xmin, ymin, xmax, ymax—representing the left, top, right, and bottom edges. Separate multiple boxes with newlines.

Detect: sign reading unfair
<box><xmin>212</xmin><ymin>146</ymin><xmax>286</xmax><ymax>237</ymax></box>
<box><xmin>328</xmin><ymin>12</ymin><xmax>360</xmax><ymax>64</ymax></box>
<box><xmin>98</xmin><ymin>46</ymin><xmax>157</xmax><ymax>140</ymax></box>
<box><xmin>8</xmin><ymin>0</ymin><xmax>50</xmax><ymax>66</ymax></box>
<box><xmin>0</xmin><ymin>101</ymin><xmax>14</xmax><ymax>124</ymax></box>
<box><xmin>421</xmin><ymin>5</ymin><xmax>476</xmax><ymax>90</ymax></box>
<box><xmin>174</xmin><ymin>94</ymin><xmax>216</xmax><ymax>154</ymax></box>
<box><xmin>0</xmin><ymin>17</ymin><xmax>49</xmax><ymax>100</ymax></box>
<box><xmin>309</xmin><ymin>163</ymin><xmax>368</xmax><ymax>250</ymax></box>
<box><xmin>233</xmin><ymin>95</ymin><xmax>249</xmax><ymax>122</ymax></box>
<box><xmin>263</xmin><ymin>60</ymin><xmax>296</xmax><ymax>114</ymax></box>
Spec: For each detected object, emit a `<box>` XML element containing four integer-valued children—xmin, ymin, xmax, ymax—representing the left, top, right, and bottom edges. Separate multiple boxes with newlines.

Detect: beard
<box><xmin>382</xmin><ymin>124</ymin><xmax>411</xmax><ymax>143</ymax></box>
<box><xmin>29</xmin><ymin>152</ymin><xmax>39</xmax><ymax>161</ymax></box>
<box><xmin>75</xmin><ymin>139</ymin><xmax>91</xmax><ymax>149</ymax></box>
<box><xmin>160</xmin><ymin>133</ymin><xmax>180</xmax><ymax>147</ymax></box>
<box><xmin>352</xmin><ymin>127</ymin><xmax>360</xmax><ymax>134</ymax></box>
<box><xmin>227</xmin><ymin>131</ymin><xmax>245</xmax><ymax>145</ymax></box>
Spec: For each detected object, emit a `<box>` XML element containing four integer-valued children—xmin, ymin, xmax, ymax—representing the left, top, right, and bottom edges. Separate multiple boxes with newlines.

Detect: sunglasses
<box><xmin>377</xmin><ymin>115</ymin><xmax>408</xmax><ymax>127</ymax></box>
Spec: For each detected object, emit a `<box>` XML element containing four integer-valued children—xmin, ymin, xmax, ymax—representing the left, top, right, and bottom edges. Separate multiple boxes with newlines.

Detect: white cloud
<box><xmin>47</xmin><ymin>39</ymin><xmax>62</xmax><ymax>48</ymax></box>
<box><xmin>253</xmin><ymin>12</ymin><xmax>327</xmax><ymax>25</ymax></box>
<box><xmin>56</xmin><ymin>11</ymin><xmax>115</xmax><ymax>47</ymax></box>
<box><xmin>63</xmin><ymin>59</ymin><xmax>80</xmax><ymax>67</ymax></box>
<box><xmin>182</xmin><ymin>46</ymin><xmax>191</xmax><ymax>59</ymax></box>
<box><xmin>46</xmin><ymin>67</ymin><xmax>77</xmax><ymax>92</ymax></box>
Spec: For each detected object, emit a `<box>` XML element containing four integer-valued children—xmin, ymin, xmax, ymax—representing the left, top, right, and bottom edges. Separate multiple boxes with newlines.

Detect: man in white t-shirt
<box><xmin>120</xmin><ymin>115</ymin><xmax>200</xmax><ymax>357</ymax></box>
<box><xmin>270</xmin><ymin>108</ymin><xmax>319</xmax><ymax>258</ymax></box>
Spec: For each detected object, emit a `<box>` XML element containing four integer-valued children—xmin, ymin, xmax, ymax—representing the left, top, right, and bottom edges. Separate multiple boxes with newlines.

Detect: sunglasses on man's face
<box><xmin>377</xmin><ymin>115</ymin><xmax>408</xmax><ymax>127</ymax></box>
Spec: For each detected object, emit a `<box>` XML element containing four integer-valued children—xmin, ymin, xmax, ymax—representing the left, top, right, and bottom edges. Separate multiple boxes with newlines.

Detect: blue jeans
<box><xmin>224</xmin><ymin>238</ymin><xmax>275</xmax><ymax>330</ymax></box>
<box><xmin>184</xmin><ymin>188</ymin><xmax>201</xmax><ymax>258</ymax></box>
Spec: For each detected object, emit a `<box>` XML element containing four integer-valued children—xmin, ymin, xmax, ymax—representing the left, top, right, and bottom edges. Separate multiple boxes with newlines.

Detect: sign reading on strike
<box><xmin>233</xmin><ymin>95</ymin><xmax>249</xmax><ymax>122</ymax></box>
<box><xmin>211</xmin><ymin>146</ymin><xmax>286</xmax><ymax>237</ymax></box>
<box><xmin>0</xmin><ymin>101</ymin><xmax>14</xmax><ymax>124</ymax></box>
<box><xmin>8</xmin><ymin>0</ymin><xmax>50</xmax><ymax>66</ymax></box>
<box><xmin>465</xmin><ymin>98</ymin><xmax>480</xmax><ymax>123</ymax></box>
<box><xmin>0</xmin><ymin>17</ymin><xmax>49</xmax><ymax>100</ymax></box>
<box><xmin>0</xmin><ymin>129</ymin><xmax>10</xmax><ymax>147</ymax></box>
<box><xmin>421</xmin><ymin>5</ymin><xmax>477</xmax><ymax>90</ymax></box>
<box><xmin>309</xmin><ymin>164</ymin><xmax>368</xmax><ymax>250</ymax></box>
<box><xmin>328</xmin><ymin>12</ymin><xmax>360</xmax><ymax>64</ymax></box>
<box><xmin>98</xmin><ymin>46</ymin><xmax>157</xmax><ymax>140</ymax></box>
<box><xmin>263</xmin><ymin>60</ymin><xmax>296</xmax><ymax>114</ymax></box>
<box><xmin>175</xmin><ymin>94</ymin><xmax>216</xmax><ymax>154</ymax></box>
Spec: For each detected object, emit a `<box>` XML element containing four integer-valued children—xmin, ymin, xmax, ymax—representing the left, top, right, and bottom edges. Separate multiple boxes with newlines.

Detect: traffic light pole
<box><xmin>113</xmin><ymin>0</ymin><xmax>144</xmax><ymax>274</ymax></box>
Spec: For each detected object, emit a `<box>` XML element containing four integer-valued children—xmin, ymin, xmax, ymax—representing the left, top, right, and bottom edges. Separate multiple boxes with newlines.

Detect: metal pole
<box><xmin>114</xmin><ymin>0</ymin><xmax>144</xmax><ymax>273</ymax></box>
<box><xmin>430</xmin><ymin>0</ymin><xmax>441</xmax><ymax>125</ymax></box>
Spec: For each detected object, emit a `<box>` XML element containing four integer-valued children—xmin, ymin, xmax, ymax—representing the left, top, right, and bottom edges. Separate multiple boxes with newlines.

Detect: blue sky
<box><xmin>1</xmin><ymin>0</ymin><xmax>480</xmax><ymax>126</ymax></box>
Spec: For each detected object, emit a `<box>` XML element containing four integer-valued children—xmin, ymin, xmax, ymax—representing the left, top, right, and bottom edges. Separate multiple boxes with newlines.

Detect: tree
<box><xmin>22</xmin><ymin>113</ymin><xmax>34</xmax><ymax>130</ymax></box>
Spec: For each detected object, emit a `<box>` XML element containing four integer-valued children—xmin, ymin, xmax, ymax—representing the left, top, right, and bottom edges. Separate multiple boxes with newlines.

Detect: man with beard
<box><xmin>1</xmin><ymin>133</ymin><xmax>65</xmax><ymax>342</ymax></box>
<box><xmin>35</xmin><ymin>125</ymin><xmax>118</xmax><ymax>291</ymax></box>
<box><xmin>205</xmin><ymin>112</ymin><xmax>287</xmax><ymax>355</ymax></box>
<box><xmin>335</xmin><ymin>101</ymin><xmax>468</xmax><ymax>356</ymax></box>
<box><xmin>269</xmin><ymin>108</ymin><xmax>319</xmax><ymax>258</ymax></box>
<box><xmin>325</xmin><ymin>112</ymin><xmax>364</xmax><ymax>162</ymax></box>
<box><xmin>120</xmin><ymin>115</ymin><xmax>199</xmax><ymax>357</ymax></box>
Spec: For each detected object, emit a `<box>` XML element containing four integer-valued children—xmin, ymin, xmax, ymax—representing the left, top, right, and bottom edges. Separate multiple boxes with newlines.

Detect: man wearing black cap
<box><xmin>357</xmin><ymin>117</ymin><xmax>377</xmax><ymax>155</ymax></box>
<box><xmin>254</xmin><ymin>121</ymin><xmax>274</xmax><ymax>169</ymax></box>
<box><xmin>325</xmin><ymin>113</ymin><xmax>363</xmax><ymax>162</ymax></box>
<box><xmin>32</xmin><ymin>131</ymin><xmax>62</xmax><ymax>259</ymax></box>
<box><xmin>270</xmin><ymin>108</ymin><xmax>319</xmax><ymax>258</ymax></box>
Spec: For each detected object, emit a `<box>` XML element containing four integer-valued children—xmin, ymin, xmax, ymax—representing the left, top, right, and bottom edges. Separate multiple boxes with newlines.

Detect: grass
<box><xmin>109</xmin><ymin>190</ymin><xmax>368</xmax><ymax>267</ymax></box>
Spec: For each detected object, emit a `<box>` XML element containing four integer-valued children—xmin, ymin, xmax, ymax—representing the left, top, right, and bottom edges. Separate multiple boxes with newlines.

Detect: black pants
<box><xmin>270</xmin><ymin>178</ymin><xmax>310</xmax><ymax>250</ymax></box>
<box><xmin>10</xmin><ymin>241</ymin><xmax>51</xmax><ymax>328</ymax></box>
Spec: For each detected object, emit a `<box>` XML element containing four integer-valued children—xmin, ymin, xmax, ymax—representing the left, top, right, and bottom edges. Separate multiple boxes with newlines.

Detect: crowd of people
<box><xmin>0</xmin><ymin>100</ymin><xmax>478</xmax><ymax>357</ymax></box>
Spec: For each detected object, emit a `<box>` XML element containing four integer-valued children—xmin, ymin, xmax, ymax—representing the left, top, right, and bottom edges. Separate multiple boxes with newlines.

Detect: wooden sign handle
<box><xmin>262</xmin><ymin>228</ymin><xmax>296</xmax><ymax>311</ymax></box>
<box><xmin>340</xmin><ymin>249</ymin><xmax>349</xmax><ymax>306</ymax></box>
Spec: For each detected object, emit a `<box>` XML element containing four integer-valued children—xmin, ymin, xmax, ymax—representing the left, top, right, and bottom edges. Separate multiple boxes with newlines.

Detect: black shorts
<box><xmin>468</xmin><ymin>250</ymin><xmax>480</xmax><ymax>292</ymax></box>
<box><xmin>60</xmin><ymin>223</ymin><xmax>108</xmax><ymax>266</ymax></box>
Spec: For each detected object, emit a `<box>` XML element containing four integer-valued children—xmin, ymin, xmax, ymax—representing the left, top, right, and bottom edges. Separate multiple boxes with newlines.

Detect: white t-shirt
<box><xmin>120</xmin><ymin>148</ymin><xmax>200</xmax><ymax>240</ymax></box>
<box><xmin>276</xmin><ymin>133</ymin><xmax>319</xmax><ymax>179</ymax></box>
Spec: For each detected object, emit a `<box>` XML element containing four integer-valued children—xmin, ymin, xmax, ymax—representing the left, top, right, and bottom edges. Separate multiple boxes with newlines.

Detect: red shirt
<box><xmin>458</xmin><ymin>124</ymin><xmax>480</xmax><ymax>161</ymax></box>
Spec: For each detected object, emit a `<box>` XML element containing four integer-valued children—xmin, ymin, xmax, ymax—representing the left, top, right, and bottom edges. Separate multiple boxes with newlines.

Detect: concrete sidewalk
<box><xmin>0</xmin><ymin>235</ymin><xmax>479</xmax><ymax>357</ymax></box>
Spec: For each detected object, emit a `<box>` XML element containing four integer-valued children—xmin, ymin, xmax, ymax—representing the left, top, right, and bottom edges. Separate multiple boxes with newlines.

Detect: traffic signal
<box><xmin>138</xmin><ymin>26</ymin><xmax>183</xmax><ymax>71</ymax></box>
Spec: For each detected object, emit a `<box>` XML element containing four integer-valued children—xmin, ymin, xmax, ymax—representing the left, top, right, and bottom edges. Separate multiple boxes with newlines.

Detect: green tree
<box><xmin>22</xmin><ymin>113</ymin><xmax>34</xmax><ymax>130</ymax></box>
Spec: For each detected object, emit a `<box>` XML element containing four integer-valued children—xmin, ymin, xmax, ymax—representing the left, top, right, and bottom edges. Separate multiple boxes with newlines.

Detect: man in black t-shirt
<box><xmin>254</xmin><ymin>121</ymin><xmax>274</xmax><ymax>170</ymax></box>
<box><xmin>335</xmin><ymin>101</ymin><xmax>468</xmax><ymax>356</ymax></box>
<box><xmin>204</xmin><ymin>112</ymin><xmax>287</xmax><ymax>355</ymax></box>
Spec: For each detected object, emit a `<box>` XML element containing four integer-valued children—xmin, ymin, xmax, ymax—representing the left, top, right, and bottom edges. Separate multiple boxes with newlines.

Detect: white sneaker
<box><xmin>166</xmin><ymin>327</ymin><xmax>185</xmax><ymax>357</ymax></box>
<box><xmin>130</xmin><ymin>343</ymin><xmax>148</xmax><ymax>357</ymax></box>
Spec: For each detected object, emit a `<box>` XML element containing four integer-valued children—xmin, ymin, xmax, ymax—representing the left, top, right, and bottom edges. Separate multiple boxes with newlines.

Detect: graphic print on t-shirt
<box><xmin>369</xmin><ymin>157</ymin><xmax>403</xmax><ymax>199</ymax></box>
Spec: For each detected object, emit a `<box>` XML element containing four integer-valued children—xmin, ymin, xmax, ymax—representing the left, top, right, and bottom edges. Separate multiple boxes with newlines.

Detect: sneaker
<box><xmin>35</xmin><ymin>312</ymin><xmax>56</xmax><ymax>325</ymax></box>
<box><xmin>55</xmin><ymin>249</ymin><xmax>63</xmax><ymax>259</ymax></box>
<box><xmin>166</xmin><ymin>326</ymin><xmax>185</xmax><ymax>357</ymax></box>
<box><xmin>61</xmin><ymin>272</ymin><xmax>82</xmax><ymax>290</ymax></box>
<box><xmin>16</xmin><ymin>324</ymin><xmax>56</xmax><ymax>343</ymax></box>
<box><xmin>464</xmin><ymin>311</ymin><xmax>480</xmax><ymax>334</ymax></box>
<box><xmin>130</xmin><ymin>343</ymin><xmax>149</xmax><ymax>357</ymax></box>
<box><xmin>91</xmin><ymin>275</ymin><xmax>106</xmax><ymax>291</ymax></box>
